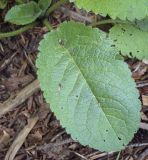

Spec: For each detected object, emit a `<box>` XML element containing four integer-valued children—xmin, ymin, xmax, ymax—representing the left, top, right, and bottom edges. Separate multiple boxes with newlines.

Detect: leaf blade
<box><xmin>36</xmin><ymin>21</ymin><xmax>141</xmax><ymax>152</ymax></box>
<box><xmin>109</xmin><ymin>24</ymin><xmax>148</xmax><ymax>60</ymax></box>
<box><xmin>38</xmin><ymin>0</ymin><xmax>52</xmax><ymax>16</ymax></box>
<box><xmin>5</xmin><ymin>1</ymin><xmax>42</xmax><ymax>25</ymax></box>
<box><xmin>71</xmin><ymin>0</ymin><xmax>148</xmax><ymax>21</ymax></box>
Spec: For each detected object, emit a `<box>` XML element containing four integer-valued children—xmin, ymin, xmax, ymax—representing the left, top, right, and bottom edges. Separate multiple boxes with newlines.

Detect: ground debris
<box><xmin>0</xmin><ymin>3</ymin><xmax>148</xmax><ymax>160</ymax></box>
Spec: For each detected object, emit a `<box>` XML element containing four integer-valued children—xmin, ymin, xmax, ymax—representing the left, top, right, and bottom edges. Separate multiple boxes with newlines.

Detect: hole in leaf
<box><xmin>59</xmin><ymin>39</ymin><xmax>64</xmax><ymax>46</ymax></box>
<box><xmin>58</xmin><ymin>83</ymin><xmax>63</xmax><ymax>91</ymax></box>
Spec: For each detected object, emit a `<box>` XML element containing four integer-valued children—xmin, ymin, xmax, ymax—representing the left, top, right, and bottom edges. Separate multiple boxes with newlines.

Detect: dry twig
<box><xmin>0</xmin><ymin>80</ymin><xmax>40</xmax><ymax>117</ymax></box>
<box><xmin>137</xmin><ymin>148</ymin><xmax>148</xmax><ymax>160</ymax></box>
<box><xmin>0</xmin><ymin>52</ymin><xmax>18</xmax><ymax>72</ymax></box>
<box><xmin>5</xmin><ymin>115</ymin><xmax>39</xmax><ymax>160</ymax></box>
<box><xmin>60</xmin><ymin>7</ymin><xmax>94</xmax><ymax>23</ymax></box>
<box><xmin>140</xmin><ymin>122</ymin><xmax>148</xmax><ymax>130</ymax></box>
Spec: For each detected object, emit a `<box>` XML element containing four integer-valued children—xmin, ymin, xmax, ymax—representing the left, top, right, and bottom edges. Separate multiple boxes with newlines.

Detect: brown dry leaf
<box><xmin>0</xmin><ymin>129</ymin><xmax>10</xmax><ymax>149</ymax></box>
<box><xmin>132</xmin><ymin>64</ymin><xmax>147</xmax><ymax>80</ymax></box>
<box><xmin>38</xmin><ymin>103</ymin><xmax>50</xmax><ymax>120</ymax></box>
<box><xmin>141</xmin><ymin>112</ymin><xmax>148</xmax><ymax>121</ymax></box>
<box><xmin>0</xmin><ymin>80</ymin><xmax>39</xmax><ymax>117</ymax></box>
<box><xmin>127</xmin><ymin>157</ymin><xmax>134</xmax><ymax>160</ymax></box>
<box><xmin>142</xmin><ymin>95</ymin><xmax>148</xmax><ymax>106</ymax></box>
<box><xmin>5</xmin><ymin>115</ymin><xmax>39</xmax><ymax>160</ymax></box>
<box><xmin>4</xmin><ymin>75</ymin><xmax>34</xmax><ymax>91</ymax></box>
<box><xmin>140</xmin><ymin>122</ymin><xmax>148</xmax><ymax>130</ymax></box>
<box><xmin>143</xmin><ymin>59</ymin><xmax>148</xmax><ymax>65</ymax></box>
<box><xmin>29</xmin><ymin>130</ymin><xmax>43</xmax><ymax>142</ymax></box>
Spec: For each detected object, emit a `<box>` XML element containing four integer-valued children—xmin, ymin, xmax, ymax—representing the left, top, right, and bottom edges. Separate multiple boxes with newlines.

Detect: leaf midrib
<box><xmin>61</xmin><ymin>45</ymin><xmax>121</xmax><ymax>140</ymax></box>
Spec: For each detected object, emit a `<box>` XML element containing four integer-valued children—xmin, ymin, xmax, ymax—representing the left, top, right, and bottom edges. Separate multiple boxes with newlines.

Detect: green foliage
<box><xmin>5</xmin><ymin>1</ymin><xmax>42</xmax><ymax>25</ymax></box>
<box><xmin>1</xmin><ymin>0</ymin><xmax>146</xmax><ymax>152</ymax></box>
<box><xmin>70</xmin><ymin>0</ymin><xmax>148</xmax><ymax>21</ymax></box>
<box><xmin>0</xmin><ymin>0</ymin><xmax>8</xmax><ymax>9</ymax></box>
<box><xmin>36</xmin><ymin>21</ymin><xmax>141</xmax><ymax>152</ymax></box>
<box><xmin>135</xmin><ymin>17</ymin><xmax>148</xmax><ymax>32</ymax></box>
<box><xmin>15</xmin><ymin>0</ymin><xmax>28</xmax><ymax>4</ymax></box>
<box><xmin>38</xmin><ymin>0</ymin><xmax>52</xmax><ymax>16</ymax></box>
<box><xmin>4</xmin><ymin>0</ymin><xmax>52</xmax><ymax>25</ymax></box>
<box><xmin>109</xmin><ymin>24</ymin><xmax>148</xmax><ymax>60</ymax></box>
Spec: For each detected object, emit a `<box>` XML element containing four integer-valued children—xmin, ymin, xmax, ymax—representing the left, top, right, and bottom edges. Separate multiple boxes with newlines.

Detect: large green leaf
<box><xmin>5</xmin><ymin>1</ymin><xmax>42</xmax><ymax>25</ymax></box>
<box><xmin>36</xmin><ymin>21</ymin><xmax>141</xmax><ymax>152</ymax></box>
<box><xmin>70</xmin><ymin>0</ymin><xmax>148</xmax><ymax>21</ymax></box>
<box><xmin>109</xmin><ymin>24</ymin><xmax>148</xmax><ymax>60</ymax></box>
<box><xmin>38</xmin><ymin>0</ymin><xmax>52</xmax><ymax>16</ymax></box>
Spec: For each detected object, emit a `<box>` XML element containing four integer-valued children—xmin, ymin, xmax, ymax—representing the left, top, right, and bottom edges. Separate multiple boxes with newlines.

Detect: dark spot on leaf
<box><xmin>114</xmin><ymin>39</ymin><xmax>117</xmax><ymax>42</ymax></box>
<box><xmin>118</xmin><ymin>137</ymin><xmax>122</xmax><ymax>141</ymax></box>
<box><xmin>129</xmin><ymin>52</ymin><xmax>132</xmax><ymax>57</ymax></box>
<box><xmin>59</xmin><ymin>83</ymin><xmax>62</xmax><ymax>87</ymax></box>
<box><xmin>111</xmin><ymin>44</ymin><xmax>115</xmax><ymax>47</ymax></box>
<box><xmin>121</xmin><ymin>28</ymin><xmax>126</xmax><ymax>32</ymax></box>
<box><xmin>137</xmin><ymin>51</ymin><xmax>139</xmax><ymax>53</ymax></box>
<box><xmin>103</xmin><ymin>139</ymin><xmax>105</xmax><ymax>142</ymax></box>
<box><xmin>76</xmin><ymin>95</ymin><xmax>79</xmax><ymax>98</ymax></box>
<box><xmin>106</xmin><ymin>130</ymin><xmax>108</xmax><ymax>132</ymax></box>
<box><xmin>129</xmin><ymin>33</ymin><xmax>133</xmax><ymax>36</ymax></box>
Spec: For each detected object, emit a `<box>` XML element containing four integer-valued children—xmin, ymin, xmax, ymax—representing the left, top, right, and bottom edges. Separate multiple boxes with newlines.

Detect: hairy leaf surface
<box><xmin>5</xmin><ymin>1</ymin><xmax>42</xmax><ymax>25</ymax></box>
<box><xmin>109</xmin><ymin>24</ymin><xmax>148</xmax><ymax>59</ymax></box>
<box><xmin>36</xmin><ymin>21</ymin><xmax>140</xmax><ymax>152</ymax></box>
<box><xmin>70</xmin><ymin>0</ymin><xmax>148</xmax><ymax>21</ymax></box>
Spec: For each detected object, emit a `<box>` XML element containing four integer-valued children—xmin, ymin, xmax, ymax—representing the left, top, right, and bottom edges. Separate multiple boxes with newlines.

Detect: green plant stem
<box><xmin>91</xmin><ymin>19</ymin><xmax>134</xmax><ymax>27</ymax></box>
<box><xmin>0</xmin><ymin>22</ymin><xmax>37</xmax><ymax>39</ymax></box>
<box><xmin>15</xmin><ymin>0</ymin><xmax>25</xmax><ymax>4</ymax></box>
<box><xmin>43</xmin><ymin>19</ymin><xmax>53</xmax><ymax>31</ymax></box>
<box><xmin>45</xmin><ymin>0</ymin><xmax>68</xmax><ymax>16</ymax></box>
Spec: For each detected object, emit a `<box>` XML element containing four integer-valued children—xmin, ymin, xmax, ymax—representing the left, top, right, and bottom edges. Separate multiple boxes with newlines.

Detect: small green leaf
<box><xmin>36</xmin><ymin>21</ymin><xmax>141</xmax><ymax>152</ymax></box>
<box><xmin>5</xmin><ymin>1</ymin><xmax>42</xmax><ymax>25</ymax></box>
<box><xmin>70</xmin><ymin>0</ymin><xmax>148</xmax><ymax>21</ymax></box>
<box><xmin>109</xmin><ymin>24</ymin><xmax>148</xmax><ymax>60</ymax></box>
<box><xmin>38</xmin><ymin>0</ymin><xmax>52</xmax><ymax>16</ymax></box>
<box><xmin>0</xmin><ymin>0</ymin><xmax>8</xmax><ymax>9</ymax></box>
